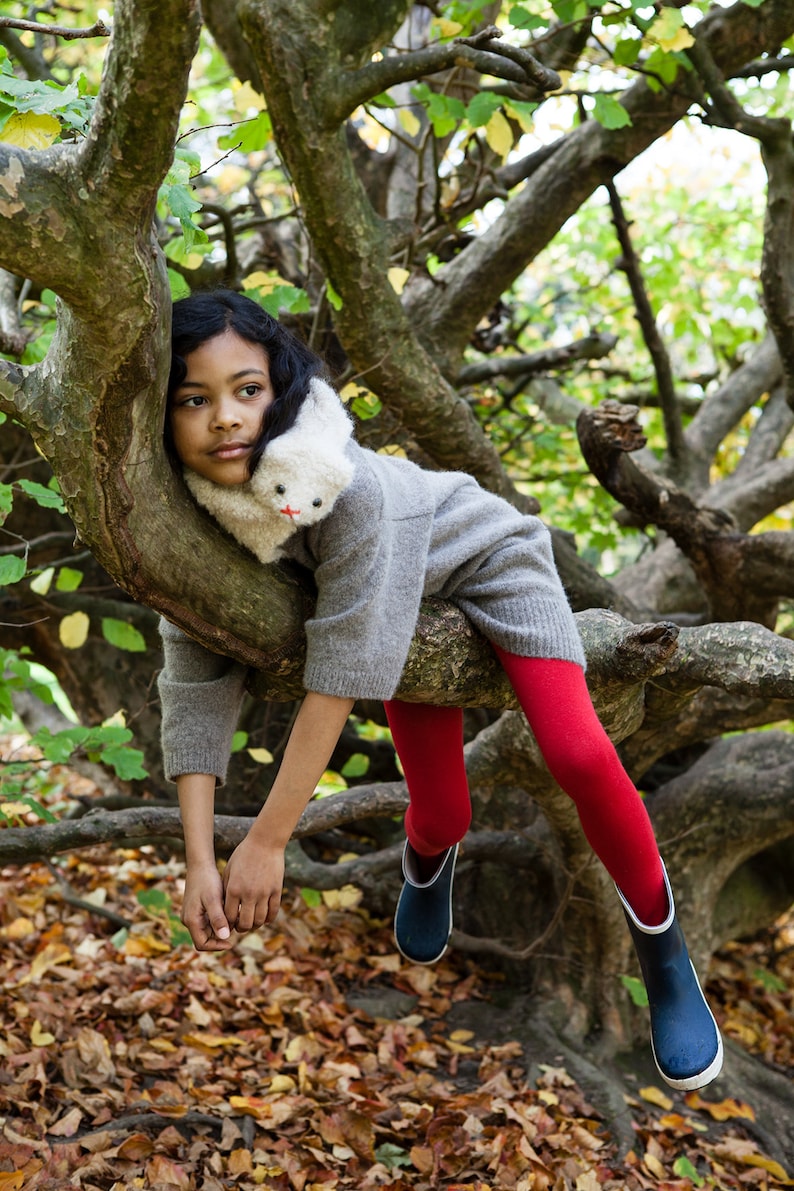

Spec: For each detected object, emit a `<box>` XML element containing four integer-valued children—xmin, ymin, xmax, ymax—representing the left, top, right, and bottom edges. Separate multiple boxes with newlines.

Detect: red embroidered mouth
<box><xmin>280</xmin><ymin>504</ymin><xmax>300</xmax><ymax>519</ymax></box>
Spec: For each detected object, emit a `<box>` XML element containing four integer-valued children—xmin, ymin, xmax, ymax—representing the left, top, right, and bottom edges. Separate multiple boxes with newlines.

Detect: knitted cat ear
<box><xmin>298</xmin><ymin>377</ymin><xmax>355</xmax><ymax>447</ymax></box>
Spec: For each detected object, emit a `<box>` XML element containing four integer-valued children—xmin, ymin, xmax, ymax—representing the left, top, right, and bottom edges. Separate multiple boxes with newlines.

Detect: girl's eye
<box><xmin>275</xmin><ymin>484</ymin><xmax>286</xmax><ymax>495</ymax></box>
<box><xmin>240</xmin><ymin>383</ymin><xmax>261</xmax><ymax>398</ymax></box>
<box><xmin>179</xmin><ymin>394</ymin><xmax>205</xmax><ymax>408</ymax></box>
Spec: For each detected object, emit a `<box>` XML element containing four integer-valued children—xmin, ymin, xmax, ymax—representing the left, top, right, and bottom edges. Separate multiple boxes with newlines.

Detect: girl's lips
<box><xmin>210</xmin><ymin>443</ymin><xmax>250</xmax><ymax>459</ymax></box>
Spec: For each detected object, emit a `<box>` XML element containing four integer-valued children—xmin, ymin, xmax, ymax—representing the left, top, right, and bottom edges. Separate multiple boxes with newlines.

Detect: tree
<box><xmin>1</xmin><ymin>0</ymin><xmax>794</xmax><ymax>1119</ymax></box>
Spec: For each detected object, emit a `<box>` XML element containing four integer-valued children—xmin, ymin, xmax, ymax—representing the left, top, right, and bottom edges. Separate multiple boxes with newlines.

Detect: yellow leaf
<box><xmin>648</xmin><ymin>10</ymin><xmax>695</xmax><ymax>52</ymax></box>
<box><xmin>736</xmin><ymin>1155</ymin><xmax>793</xmax><ymax>1183</ymax></box>
<box><xmin>0</xmin><ymin>111</ymin><xmax>61</xmax><ymax>149</ymax></box>
<box><xmin>387</xmin><ymin>267</ymin><xmax>410</xmax><ymax>295</ymax></box>
<box><xmin>233</xmin><ymin>80</ymin><xmax>265</xmax><ymax>113</ymax></box>
<box><xmin>30</xmin><ymin>1019</ymin><xmax>56</xmax><ymax>1046</ymax></box>
<box><xmin>0</xmin><ymin>1172</ymin><xmax>25</xmax><ymax>1190</ymax></box>
<box><xmin>268</xmin><ymin>1074</ymin><xmax>296</xmax><ymax>1094</ymax></box>
<box><xmin>18</xmin><ymin>941</ymin><xmax>72</xmax><ymax>985</ymax></box>
<box><xmin>484</xmin><ymin>109</ymin><xmax>513</xmax><ymax>160</ymax></box>
<box><xmin>322</xmin><ymin>884</ymin><xmax>363</xmax><ymax>909</ymax></box>
<box><xmin>398</xmin><ymin>108</ymin><xmax>421</xmax><ymax>138</ymax></box>
<box><xmin>242</xmin><ymin>270</ymin><xmax>287</xmax><ymax>292</ymax></box>
<box><xmin>685</xmin><ymin>1091</ymin><xmax>755</xmax><ymax>1121</ymax></box>
<box><xmin>660</xmin><ymin>26</ymin><xmax>694</xmax><ymax>51</ymax></box>
<box><xmin>642</xmin><ymin>1151</ymin><xmax>666</xmax><ymax>1178</ymax></box>
<box><xmin>247</xmin><ymin>747</ymin><xmax>274</xmax><ymax>764</ymax></box>
<box><xmin>0</xmin><ymin>916</ymin><xmax>35</xmax><ymax>940</ymax></box>
<box><xmin>122</xmin><ymin>933</ymin><xmax>171</xmax><ymax>957</ymax></box>
<box><xmin>59</xmin><ymin>610</ymin><xmax>90</xmax><ymax>649</ymax></box>
<box><xmin>183</xmin><ymin>1031</ymin><xmax>245</xmax><ymax>1049</ymax></box>
<box><xmin>434</xmin><ymin>18</ymin><xmax>463</xmax><ymax>37</ymax></box>
<box><xmin>639</xmin><ymin>1085</ymin><xmax>674</xmax><ymax>1110</ymax></box>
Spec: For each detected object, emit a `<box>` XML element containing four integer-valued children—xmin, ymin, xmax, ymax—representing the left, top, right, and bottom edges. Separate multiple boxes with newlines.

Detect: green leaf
<box><xmin>251</xmin><ymin>284</ymin><xmax>310</xmax><ymax>317</ymax></box>
<box><xmin>300</xmin><ymin>888</ymin><xmax>322</xmax><ymax>907</ymax></box>
<box><xmin>55</xmin><ymin>567</ymin><xmax>84</xmax><ymax>593</ymax></box>
<box><xmin>375</xmin><ymin>1143</ymin><xmax>412</xmax><ymax>1170</ymax></box>
<box><xmin>100</xmin><ymin>744</ymin><xmax>147</xmax><ymax>780</ymax></box>
<box><xmin>613</xmin><ymin>38</ymin><xmax>641</xmax><ymax>67</ymax></box>
<box><xmin>217</xmin><ymin>110</ymin><xmax>271</xmax><ymax>154</ymax></box>
<box><xmin>326</xmin><ymin>281</ymin><xmax>343</xmax><ymax>311</ymax></box>
<box><xmin>32</xmin><ymin>725</ymin><xmax>90</xmax><ymax>764</ymax></box>
<box><xmin>465</xmin><ymin>91</ymin><xmax>503</xmax><ymax>128</ymax></box>
<box><xmin>592</xmin><ymin>94</ymin><xmax>632</xmax><ymax>130</ymax></box>
<box><xmin>101</xmin><ymin>618</ymin><xmax>147</xmax><ymax>653</ymax></box>
<box><xmin>231</xmin><ymin>730</ymin><xmax>249</xmax><ymax>753</ymax></box>
<box><xmin>0</xmin><ymin>483</ymin><xmax>13</xmax><ymax>525</ymax></box>
<box><xmin>168</xmin><ymin>268</ymin><xmax>191</xmax><ymax>300</ymax></box>
<box><xmin>673</xmin><ymin>1156</ymin><xmax>704</xmax><ymax>1185</ymax></box>
<box><xmin>14</xmin><ymin>797</ymin><xmax>56</xmax><ymax>823</ymax></box>
<box><xmin>0</xmin><ymin>555</ymin><xmax>26</xmax><ymax>586</ymax></box>
<box><xmin>137</xmin><ymin>888</ymin><xmax>170</xmax><ymax>912</ymax></box>
<box><xmin>16</xmin><ymin>478</ymin><xmax>66</xmax><ymax>512</ymax></box>
<box><xmin>341</xmin><ymin>753</ymin><xmax>370</xmax><ymax>778</ymax></box>
<box><xmin>620</xmin><ymin>974</ymin><xmax>648</xmax><ymax>1006</ymax></box>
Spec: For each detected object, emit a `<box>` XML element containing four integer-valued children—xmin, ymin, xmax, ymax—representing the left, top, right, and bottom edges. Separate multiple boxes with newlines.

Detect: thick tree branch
<box><xmin>403</xmin><ymin>0</ymin><xmax>794</xmax><ymax>373</ymax></box>
<box><xmin>684</xmin><ymin>334</ymin><xmax>783</xmax><ymax>484</ymax></box>
<box><xmin>686</xmin><ymin>37</ymin><xmax>794</xmax><ymax>409</ymax></box>
<box><xmin>577</xmin><ymin>400</ymin><xmax>794</xmax><ymax>622</ymax></box>
<box><xmin>456</xmin><ymin>333</ymin><xmax>617</xmax><ymax>386</ymax></box>
<box><xmin>331</xmin><ymin>28</ymin><xmax>560</xmax><ymax>123</ymax></box>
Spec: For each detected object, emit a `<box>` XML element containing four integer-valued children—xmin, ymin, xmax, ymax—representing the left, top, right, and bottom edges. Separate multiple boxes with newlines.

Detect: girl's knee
<box><xmin>406</xmin><ymin>803</ymin><xmax>471</xmax><ymax>855</ymax></box>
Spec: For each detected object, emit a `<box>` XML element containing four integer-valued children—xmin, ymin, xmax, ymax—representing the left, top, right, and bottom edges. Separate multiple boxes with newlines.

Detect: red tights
<box><xmin>384</xmin><ymin>650</ymin><xmax>667</xmax><ymax>926</ymax></box>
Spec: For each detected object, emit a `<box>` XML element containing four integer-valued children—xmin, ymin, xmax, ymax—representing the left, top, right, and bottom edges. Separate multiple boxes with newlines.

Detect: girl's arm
<box><xmin>177</xmin><ymin>772</ymin><xmax>234</xmax><ymax>950</ymax></box>
<box><xmin>222</xmin><ymin>691</ymin><xmax>355</xmax><ymax>930</ymax></box>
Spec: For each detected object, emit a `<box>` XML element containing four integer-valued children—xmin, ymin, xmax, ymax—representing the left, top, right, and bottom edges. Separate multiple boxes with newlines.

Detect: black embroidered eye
<box><xmin>275</xmin><ymin>484</ymin><xmax>286</xmax><ymax>495</ymax></box>
<box><xmin>312</xmin><ymin>497</ymin><xmax>322</xmax><ymax>508</ymax></box>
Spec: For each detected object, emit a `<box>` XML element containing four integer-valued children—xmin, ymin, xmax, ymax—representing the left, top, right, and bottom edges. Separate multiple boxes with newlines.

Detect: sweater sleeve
<box><xmin>157</xmin><ymin>618</ymin><xmax>247</xmax><ymax>784</ymax></box>
<box><xmin>301</xmin><ymin>456</ymin><xmax>434</xmax><ymax>700</ymax></box>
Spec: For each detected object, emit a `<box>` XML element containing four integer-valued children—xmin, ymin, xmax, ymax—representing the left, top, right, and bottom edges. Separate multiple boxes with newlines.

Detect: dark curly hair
<box><xmin>166</xmin><ymin>289</ymin><xmax>326</xmax><ymax>475</ymax></box>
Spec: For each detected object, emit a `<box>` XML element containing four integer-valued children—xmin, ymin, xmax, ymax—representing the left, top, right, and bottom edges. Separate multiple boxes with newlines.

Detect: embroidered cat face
<box><xmin>184</xmin><ymin>377</ymin><xmax>355</xmax><ymax>563</ymax></box>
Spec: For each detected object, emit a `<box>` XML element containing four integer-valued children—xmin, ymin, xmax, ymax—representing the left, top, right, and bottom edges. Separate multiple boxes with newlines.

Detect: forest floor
<box><xmin>0</xmin><ymin>742</ymin><xmax>793</xmax><ymax>1191</ymax></box>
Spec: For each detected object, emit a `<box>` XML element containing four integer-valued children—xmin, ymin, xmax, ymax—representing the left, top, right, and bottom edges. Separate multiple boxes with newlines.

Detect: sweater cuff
<box><xmin>303</xmin><ymin>659</ymin><xmax>403</xmax><ymax>701</ymax></box>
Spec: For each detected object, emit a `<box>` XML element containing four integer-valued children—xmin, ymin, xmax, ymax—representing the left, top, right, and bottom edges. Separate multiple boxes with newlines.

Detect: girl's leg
<box><xmin>492</xmin><ymin>647</ymin><xmax>668</xmax><ymax>926</ymax></box>
<box><xmin>384</xmin><ymin>699</ymin><xmax>471</xmax><ymax>859</ymax></box>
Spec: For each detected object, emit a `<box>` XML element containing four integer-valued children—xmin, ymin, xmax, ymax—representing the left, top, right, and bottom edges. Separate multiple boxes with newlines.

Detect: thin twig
<box><xmin>44</xmin><ymin>859</ymin><xmax>133</xmax><ymax>930</ymax></box>
<box><xmin>0</xmin><ymin>17</ymin><xmax>111</xmax><ymax>41</ymax></box>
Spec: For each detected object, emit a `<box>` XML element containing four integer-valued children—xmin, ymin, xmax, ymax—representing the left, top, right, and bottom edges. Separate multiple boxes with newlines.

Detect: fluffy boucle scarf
<box><xmin>184</xmin><ymin>377</ymin><xmax>355</xmax><ymax>564</ymax></box>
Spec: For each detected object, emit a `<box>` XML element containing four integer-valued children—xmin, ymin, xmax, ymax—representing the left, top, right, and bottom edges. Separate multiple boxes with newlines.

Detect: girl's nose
<box><xmin>212</xmin><ymin>401</ymin><xmax>241</xmax><ymax>430</ymax></box>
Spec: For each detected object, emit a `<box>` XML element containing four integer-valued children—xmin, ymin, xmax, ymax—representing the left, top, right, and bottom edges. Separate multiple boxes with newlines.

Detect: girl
<box><xmin>159</xmin><ymin>289</ymin><xmax>723</xmax><ymax>1091</ymax></box>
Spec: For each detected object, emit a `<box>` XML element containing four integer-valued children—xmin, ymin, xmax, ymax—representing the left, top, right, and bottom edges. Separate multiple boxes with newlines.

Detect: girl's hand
<box><xmin>222</xmin><ymin>836</ymin><xmax>285</xmax><ymax>932</ymax></box>
<box><xmin>181</xmin><ymin>862</ymin><xmax>234</xmax><ymax>951</ymax></box>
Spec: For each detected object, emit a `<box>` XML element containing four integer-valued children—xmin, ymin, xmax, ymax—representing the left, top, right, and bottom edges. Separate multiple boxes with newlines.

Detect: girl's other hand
<box><xmin>181</xmin><ymin>862</ymin><xmax>234</xmax><ymax>951</ymax></box>
<box><xmin>222</xmin><ymin>836</ymin><xmax>285</xmax><ymax>932</ymax></box>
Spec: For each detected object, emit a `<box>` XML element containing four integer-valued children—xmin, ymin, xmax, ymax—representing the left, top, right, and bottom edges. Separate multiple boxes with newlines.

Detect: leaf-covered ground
<box><xmin>1</xmin><ymin>749</ymin><xmax>793</xmax><ymax>1191</ymax></box>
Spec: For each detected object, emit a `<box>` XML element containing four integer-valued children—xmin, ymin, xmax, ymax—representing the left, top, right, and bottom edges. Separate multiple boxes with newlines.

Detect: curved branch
<box><xmin>685</xmin><ymin>333</ymin><xmax>783</xmax><ymax>479</ymax></box>
<box><xmin>686</xmin><ymin>36</ymin><xmax>794</xmax><ymax>409</ymax></box>
<box><xmin>332</xmin><ymin>29</ymin><xmax>560</xmax><ymax>123</ymax></box>
<box><xmin>77</xmin><ymin>0</ymin><xmax>201</xmax><ymax>224</ymax></box>
<box><xmin>456</xmin><ymin>333</ymin><xmax>617</xmax><ymax>386</ymax></box>
<box><xmin>577</xmin><ymin>400</ymin><xmax>794</xmax><ymax>621</ymax></box>
<box><xmin>402</xmin><ymin>0</ymin><xmax>794</xmax><ymax>372</ymax></box>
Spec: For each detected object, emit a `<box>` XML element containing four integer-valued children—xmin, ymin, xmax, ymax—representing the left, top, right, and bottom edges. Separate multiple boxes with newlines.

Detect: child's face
<box><xmin>170</xmin><ymin>329</ymin><xmax>275</xmax><ymax>485</ymax></box>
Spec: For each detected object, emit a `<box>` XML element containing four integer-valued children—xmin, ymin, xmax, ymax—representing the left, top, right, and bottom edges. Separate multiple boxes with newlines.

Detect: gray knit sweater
<box><xmin>158</xmin><ymin>383</ymin><xmax>584</xmax><ymax>783</ymax></box>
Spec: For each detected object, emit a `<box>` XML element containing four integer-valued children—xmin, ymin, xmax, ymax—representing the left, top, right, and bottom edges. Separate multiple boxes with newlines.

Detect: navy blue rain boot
<box><xmin>394</xmin><ymin>842</ymin><xmax>458</xmax><ymax>965</ymax></box>
<box><xmin>617</xmin><ymin>865</ymin><xmax>723</xmax><ymax>1090</ymax></box>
